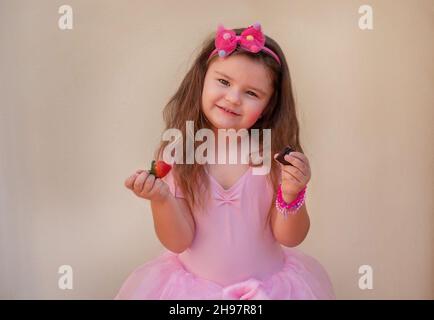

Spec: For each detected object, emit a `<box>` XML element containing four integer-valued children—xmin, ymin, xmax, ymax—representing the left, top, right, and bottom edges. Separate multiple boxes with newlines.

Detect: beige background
<box><xmin>0</xmin><ymin>0</ymin><xmax>433</xmax><ymax>299</ymax></box>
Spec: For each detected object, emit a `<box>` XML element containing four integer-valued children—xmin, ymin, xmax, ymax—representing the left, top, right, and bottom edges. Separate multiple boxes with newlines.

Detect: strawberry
<box><xmin>148</xmin><ymin>160</ymin><xmax>172</xmax><ymax>178</ymax></box>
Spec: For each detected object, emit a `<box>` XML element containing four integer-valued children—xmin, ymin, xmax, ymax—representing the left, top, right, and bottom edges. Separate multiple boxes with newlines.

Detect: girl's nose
<box><xmin>225</xmin><ymin>89</ymin><xmax>241</xmax><ymax>105</ymax></box>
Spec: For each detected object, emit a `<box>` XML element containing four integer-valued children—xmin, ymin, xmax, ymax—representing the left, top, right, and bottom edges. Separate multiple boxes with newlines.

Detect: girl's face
<box><xmin>201</xmin><ymin>54</ymin><xmax>274</xmax><ymax>133</ymax></box>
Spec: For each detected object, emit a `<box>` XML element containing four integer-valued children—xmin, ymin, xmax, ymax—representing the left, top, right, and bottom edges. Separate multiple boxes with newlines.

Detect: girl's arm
<box><xmin>150</xmin><ymin>194</ymin><xmax>196</xmax><ymax>253</ymax></box>
<box><xmin>270</xmin><ymin>201</ymin><xmax>310</xmax><ymax>247</ymax></box>
<box><xmin>271</xmin><ymin>151</ymin><xmax>312</xmax><ymax>247</ymax></box>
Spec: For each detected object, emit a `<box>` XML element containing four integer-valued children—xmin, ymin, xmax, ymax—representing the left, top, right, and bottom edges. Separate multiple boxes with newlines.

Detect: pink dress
<box><xmin>115</xmin><ymin>166</ymin><xmax>335</xmax><ymax>300</ymax></box>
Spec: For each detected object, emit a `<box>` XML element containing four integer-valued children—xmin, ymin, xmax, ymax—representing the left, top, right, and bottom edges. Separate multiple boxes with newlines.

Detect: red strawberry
<box><xmin>148</xmin><ymin>160</ymin><xmax>172</xmax><ymax>178</ymax></box>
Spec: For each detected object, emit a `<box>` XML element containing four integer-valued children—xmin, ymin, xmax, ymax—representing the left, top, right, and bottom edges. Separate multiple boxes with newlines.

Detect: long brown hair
<box><xmin>154</xmin><ymin>27</ymin><xmax>304</xmax><ymax>227</ymax></box>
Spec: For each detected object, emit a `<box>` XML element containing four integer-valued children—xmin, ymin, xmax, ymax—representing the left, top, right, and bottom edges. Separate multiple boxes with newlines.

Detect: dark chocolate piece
<box><xmin>276</xmin><ymin>146</ymin><xmax>294</xmax><ymax>166</ymax></box>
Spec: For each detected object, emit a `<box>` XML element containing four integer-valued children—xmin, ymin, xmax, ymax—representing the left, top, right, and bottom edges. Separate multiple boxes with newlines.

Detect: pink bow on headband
<box><xmin>209</xmin><ymin>23</ymin><xmax>281</xmax><ymax>65</ymax></box>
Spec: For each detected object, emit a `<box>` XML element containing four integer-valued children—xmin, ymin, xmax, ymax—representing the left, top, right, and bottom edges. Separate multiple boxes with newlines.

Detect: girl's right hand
<box><xmin>124</xmin><ymin>169</ymin><xmax>171</xmax><ymax>202</ymax></box>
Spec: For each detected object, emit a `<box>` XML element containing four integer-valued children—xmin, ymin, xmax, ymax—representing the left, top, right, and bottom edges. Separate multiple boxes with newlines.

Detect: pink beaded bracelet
<box><xmin>275</xmin><ymin>184</ymin><xmax>307</xmax><ymax>218</ymax></box>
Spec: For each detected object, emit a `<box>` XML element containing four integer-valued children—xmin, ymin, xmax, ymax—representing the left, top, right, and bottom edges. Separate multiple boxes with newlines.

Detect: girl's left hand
<box><xmin>274</xmin><ymin>151</ymin><xmax>311</xmax><ymax>201</ymax></box>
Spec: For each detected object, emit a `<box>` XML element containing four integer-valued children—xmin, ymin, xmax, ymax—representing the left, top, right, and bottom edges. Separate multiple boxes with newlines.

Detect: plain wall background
<box><xmin>0</xmin><ymin>0</ymin><xmax>433</xmax><ymax>299</ymax></box>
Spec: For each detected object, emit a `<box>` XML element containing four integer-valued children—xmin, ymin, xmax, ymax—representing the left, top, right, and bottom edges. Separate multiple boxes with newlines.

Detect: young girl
<box><xmin>116</xmin><ymin>23</ymin><xmax>335</xmax><ymax>300</ymax></box>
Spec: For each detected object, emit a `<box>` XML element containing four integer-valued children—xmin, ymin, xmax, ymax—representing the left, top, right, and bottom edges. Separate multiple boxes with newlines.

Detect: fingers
<box><xmin>274</xmin><ymin>153</ymin><xmax>305</xmax><ymax>178</ymax></box>
<box><xmin>274</xmin><ymin>153</ymin><xmax>311</xmax><ymax>187</ymax></box>
<box><xmin>140</xmin><ymin>173</ymin><xmax>156</xmax><ymax>196</ymax></box>
<box><xmin>282</xmin><ymin>167</ymin><xmax>304</xmax><ymax>184</ymax></box>
<box><xmin>125</xmin><ymin>169</ymin><xmax>170</xmax><ymax>201</ymax></box>
<box><xmin>133</xmin><ymin>171</ymin><xmax>155</xmax><ymax>195</ymax></box>
<box><xmin>282</xmin><ymin>154</ymin><xmax>307</xmax><ymax>177</ymax></box>
<box><xmin>147</xmin><ymin>178</ymin><xmax>161</xmax><ymax>197</ymax></box>
<box><xmin>288</xmin><ymin>151</ymin><xmax>309</xmax><ymax>165</ymax></box>
<box><xmin>125</xmin><ymin>172</ymin><xmax>140</xmax><ymax>189</ymax></box>
<box><xmin>147</xmin><ymin>178</ymin><xmax>167</xmax><ymax>199</ymax></box>
<box><xmin>275</xmin><ymin>151</ymin><xmax>309</xmax><ymax>167</ymax></box>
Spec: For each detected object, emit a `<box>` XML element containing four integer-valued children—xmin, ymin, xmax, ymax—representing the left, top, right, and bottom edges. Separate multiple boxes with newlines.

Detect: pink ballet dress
<box><xmin>115</xmin><ymin>166</ymin><xmax>335</xmax><ymax>300</ymax></box>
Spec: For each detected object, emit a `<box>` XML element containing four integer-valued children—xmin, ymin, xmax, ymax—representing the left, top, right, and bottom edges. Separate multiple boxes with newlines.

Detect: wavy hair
<box><xmin>154</xmin><ymin>28</ymin><xmax>304</xmax><ymax>228</ymax></box>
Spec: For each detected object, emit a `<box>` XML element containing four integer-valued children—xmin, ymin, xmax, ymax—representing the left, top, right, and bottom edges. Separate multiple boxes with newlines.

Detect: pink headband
<box><xmin>208</xmin><ymin>23</ymin><xmax>281</xmax><ymax>65</ymax></box>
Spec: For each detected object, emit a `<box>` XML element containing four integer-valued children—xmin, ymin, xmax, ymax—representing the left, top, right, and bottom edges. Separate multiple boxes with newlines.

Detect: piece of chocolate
<box><xmin>275</xmin><ymin>146</ymin><xmax>295</xmax><ymax>166</ymax></box>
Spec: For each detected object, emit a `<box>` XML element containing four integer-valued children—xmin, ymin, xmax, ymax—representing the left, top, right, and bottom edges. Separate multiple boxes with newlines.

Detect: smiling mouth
<box><xmin>216</xmin><ymin>105</ymin><xmax>240</xmax><ymax>116</ymax></box>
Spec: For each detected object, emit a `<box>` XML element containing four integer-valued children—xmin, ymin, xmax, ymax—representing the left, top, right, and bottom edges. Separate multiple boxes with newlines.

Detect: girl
<box><xmin>116</xmin><ymin>23</ymin><xmax>335</xmax><ymax>299</ymax></box>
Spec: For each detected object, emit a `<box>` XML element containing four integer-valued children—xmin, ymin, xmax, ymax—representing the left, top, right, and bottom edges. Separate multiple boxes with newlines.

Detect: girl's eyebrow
<box><xmin>214</xmin><ymin>70</ymin><xmax>267</xmax><ymax>96</ymax></box>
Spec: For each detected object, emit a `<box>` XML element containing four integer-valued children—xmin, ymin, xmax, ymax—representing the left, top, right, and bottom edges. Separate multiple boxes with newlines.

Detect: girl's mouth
<box><xmin>216</xmin><ymin>105</ymin><xmax>240</xmax><ymax>116</ymax></box>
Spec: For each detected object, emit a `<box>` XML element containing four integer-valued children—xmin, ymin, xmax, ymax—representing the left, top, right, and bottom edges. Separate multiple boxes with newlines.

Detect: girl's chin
<box><xmin>210</xmin><ymin>122</ymin><xmax>246</xmax><ymax>132</ymax></box>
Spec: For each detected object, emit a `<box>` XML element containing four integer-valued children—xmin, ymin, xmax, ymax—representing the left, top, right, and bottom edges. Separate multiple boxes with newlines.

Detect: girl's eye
<box><xmin>218</xmin><ymin>79</ymin><xmax>230</xmax><ymax>86</ymax></box>
<box><xmin>217</xmin><ymin>79</ymin><xmax>258</xmax><ymax>97</ymax></box>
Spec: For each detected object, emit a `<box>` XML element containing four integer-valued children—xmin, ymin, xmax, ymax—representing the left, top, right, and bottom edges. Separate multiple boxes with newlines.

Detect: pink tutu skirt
<box><xmin>115</xmin><ymin>247</ymin><xmax>335</xmax><ymax>300</ymax></box>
